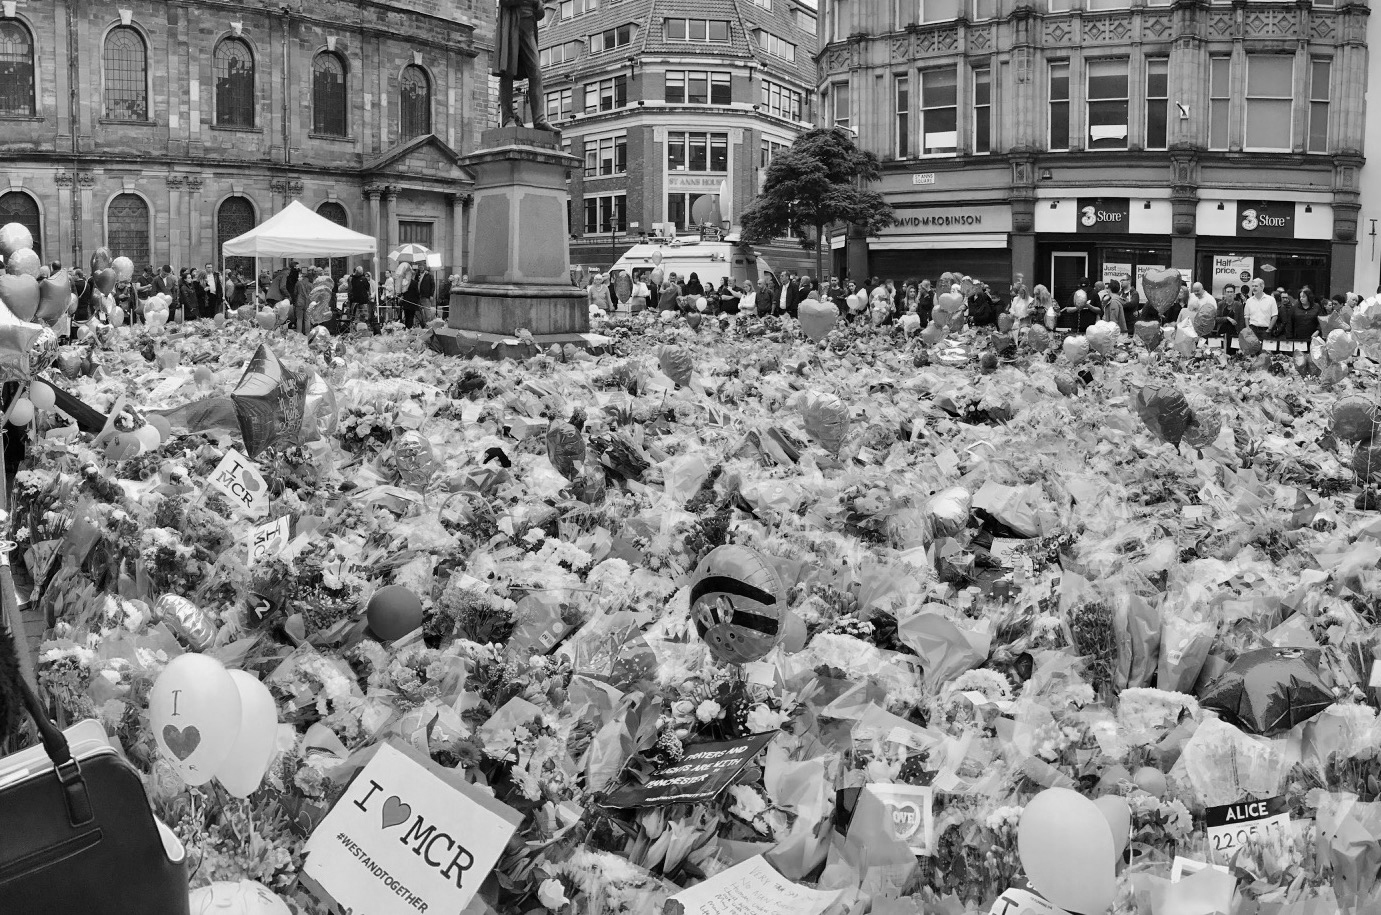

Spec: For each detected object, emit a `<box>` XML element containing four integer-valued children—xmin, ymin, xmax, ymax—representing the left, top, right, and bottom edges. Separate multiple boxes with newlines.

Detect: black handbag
<box><xmin>0</xmin><ymin>673</ymin><xmax>191</xmax><ymax>914</ymax></box>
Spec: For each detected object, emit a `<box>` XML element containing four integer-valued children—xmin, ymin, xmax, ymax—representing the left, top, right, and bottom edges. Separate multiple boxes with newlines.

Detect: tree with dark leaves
<box><xmin>739</xmin><ymin>128</ymin><xmax>895</xmax><ymax>280</ymax></box>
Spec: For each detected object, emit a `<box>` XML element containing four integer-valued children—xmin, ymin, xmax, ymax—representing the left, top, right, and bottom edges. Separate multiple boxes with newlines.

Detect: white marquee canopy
<box><xmin>221</xmin><ymin>200</ymin><xmax>377</xmax><ymax>258</ymax></box>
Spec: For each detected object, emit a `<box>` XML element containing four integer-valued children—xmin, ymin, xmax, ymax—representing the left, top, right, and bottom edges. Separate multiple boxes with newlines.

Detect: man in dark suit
<box><xmin>153</xmin><ymin>265</ymin><xmax>177</xmax><ymax>298</ymax></box>
<box><xmin>779</xmin><ymin>270</ymin><xmax>799</xmax><ymax>316</ymax></box>
<box><xmin>201</xmin><ymin>262</ymin><xmax>225</xmax><ymax>316</ymax></box>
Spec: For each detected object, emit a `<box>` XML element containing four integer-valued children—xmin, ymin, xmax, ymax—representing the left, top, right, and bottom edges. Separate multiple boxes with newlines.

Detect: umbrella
<box><xmin>1199</xmin><ymin>647</ymin><xmax>1334</xmax><ymax>736</ymax></box>
<box><xmin>388</xmin><ymin>244</ymin><xmax>431</xmax><ymax>265</ymax></box>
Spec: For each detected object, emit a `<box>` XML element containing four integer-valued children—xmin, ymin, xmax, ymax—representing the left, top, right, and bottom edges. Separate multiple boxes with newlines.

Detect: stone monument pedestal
<box><xmin>446</xmin><ymin>126</ymin><xmax>601</xmax><ymax>358</ymax></box>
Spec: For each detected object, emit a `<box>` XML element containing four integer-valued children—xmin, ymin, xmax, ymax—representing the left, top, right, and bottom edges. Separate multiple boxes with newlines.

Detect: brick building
<box><xmin>537</xmin><ymin>0</ymin><xmax>821</xmax><ymax>275</ymax></box>
<box><xmin>0</xmin><ymin>0</ymin><xmax>492</xmax><ymax>280</ymax></box>
<box><xmin>818</xmin><ymin>0</ymin><xmax>1369</xmax><ymax>301</ymax></box>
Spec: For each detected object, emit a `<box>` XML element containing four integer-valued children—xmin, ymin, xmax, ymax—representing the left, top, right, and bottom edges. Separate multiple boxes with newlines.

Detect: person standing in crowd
<box><xmin>715</xmin><ymin>276</ymin><xmax>740</xmax><ymax>315</ymax></box>
<box><xmin>398</xmin><ymin>264</ymin><xmax>422</xmax><ymax>328</ymax></box>
<box><xmin>1243</xmin><ymin>278</ymin><xmax>1278</xmax><ymax>341</ymax></box>
<box><xmin>1285</xmin><ymin>286</ymin><xmax>1322</xmax><ymax>342</ymax></box>
<box><xmin>1216</xmin><ymin>285</ymin><xmax>1244</xmax><ymax>352</ymax></box>
<box><xmin>202</xmin><ymin>261</ymin><xmax>224</xmax><ymax>317</ymax></box>
<box><xmin>418</xmin><ymin>267</ymin><xmax>436</xmax><ymax>322</ymax></box>
<box><xmin>1063</xmin><ymin>289</ymin><xmax>1101</xmax><ymax>332</ymax></box>
<box><xmin>683</xmin><ymin>272</ymin><xmax>704</xmax><ymax>297</ymax></box>
<box><xmin>347</xmin><ymin>266</ymin><xmax>372</xmax><ymax>326</ymax></box>
<box><xmin>227</xmin><ymin>269</ymin><xmax>248</xmax><ymax>312</ymax></box>
<box><xmin>916</xmin><ymin>279</ymin><xmax>934</xmax><ymax>326</ymax></box>
<box><xmin>178</xmin><ymin>269</ymin><xmax>200</xmax><ymax>322</ymax></box>
<box><xmin>135</xmin><ymin>266</ymin><xmax>155</xmax><ymax>322</ymax></box>
<box><xmin>293</xmin><ymin>265</ymin><xmax>315</xmax><ymax>333</ymax></box>
<box><xmin>285</xmin><ymin>261</ymin><xmax>301</xmax><ymax>305</ymax></box>
<box><xmin>153</xmin><ymin>264</ymin><xmax>176</xmax><ymax>302</ymax></box>
<box><xmin>588</xmin><ymin>273</ymin><xmax>612</xmax><ymax>313</ymax></box>
<box><xmin>967</xmin><ymin>280</ymin><xmax>998</xmax><ymax>328</ymax></box>
<box><xmin>1187</xmin><ymin>281</ymin><xmax>1216</xmax><ymax>318</ymax></box>
<box><xmin>757</xmin><ymin>271</ymin><xmax>779</xmax><ymax>317</ymax></box>
<box><xmin>1008</xmin><ymin>280</ymin><xmax>1032</xmax><ymax>329</ymax></box>
<box><xmin>736</xmin><ymin>280</ymin><xmax>756</xmax><ymax>316</ymax></box>
<box><xmin>112</xmin><ymin>275</ymin><xmax>136</xmax><ymax>323</ymax></box>
<box><xmin>1103</xmin><ymin>279</ymin><xmax>1128</xmax><ymax>333</ymax></box>
<box><xmin>658</xmin><ymin>274</ymin><xmax>681</xmax><ymax>313</ymax></box>
<box><xmin>1032</xmin><ymin>284</ymin><xmax>1056</xmax><ymax>331</ymax></box>
<box><xmin>629</xmin><ymin>273</ymin><xmax>650</xmax><ymax>314</ymax></box>
<box><xmin>1160</xmin><ymin>286</ymin><xmax>1188</xmax><ymax>326</ymax></box>
<box><xmin>778</xmin><ymin>270</ymin><xmax>798</xmax><ymax>316</ymax></box>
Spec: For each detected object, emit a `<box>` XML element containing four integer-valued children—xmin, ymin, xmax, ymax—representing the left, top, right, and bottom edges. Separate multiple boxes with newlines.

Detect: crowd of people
<box><xmin>25</xmin><ymin>257</ymin><xmax>451</xmax><ymax>340</ymax></box>
<box><xmin>596</xmin><ymin>264</ymin><xmax>1354</xmax><ymax>352</ymax></box>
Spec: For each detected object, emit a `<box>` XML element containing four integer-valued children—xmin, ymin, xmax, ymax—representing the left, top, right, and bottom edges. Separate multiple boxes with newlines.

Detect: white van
<box><xmin>612</xmin><ymin>238</ymin><xmax>772</xmax><ymax>290</ymax></box>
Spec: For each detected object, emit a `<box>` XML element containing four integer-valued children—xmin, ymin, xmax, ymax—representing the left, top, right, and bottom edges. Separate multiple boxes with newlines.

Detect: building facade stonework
<box><xmin>0</xmin><ymin>0</ymin><xmax>492</xmax><ymax>277</ymax></box>
<box><xmin>818</xmin><ymin>0</ymin><xmax>1369</xmax><ymax>300</ymax></box>
<box><xmin>537</xmin><ymin>0</ymin><xmax>820</xmax><ymax>273</ymax></box>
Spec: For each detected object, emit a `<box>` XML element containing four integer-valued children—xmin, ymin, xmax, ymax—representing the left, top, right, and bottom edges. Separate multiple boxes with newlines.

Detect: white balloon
<box><xmin>8</xmin><ymin>398</ymin><xmax>34</xmax><ymax>426</ymax></box>
<box><xmin>29</xmin><ymin>382</ymin><xmax>56</xmax><ymax>411</ymax></box>
<box><xmin>215</xmin><ymin>671</ymin><xmax>280</xmax><ymax>798</ymax></box>
<box><xmin>149</xmin><ymin>654</ymin><xmax>242</xmax><ymax>786</ymax></box>
<box><xmin>135</xmin><ymin>423</ymin><xmax>162</xmax><ymax>452</ymax></box>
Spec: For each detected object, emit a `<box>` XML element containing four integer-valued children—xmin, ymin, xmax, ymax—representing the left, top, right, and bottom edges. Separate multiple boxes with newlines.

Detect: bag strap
<box><xmin>14</xmin><ymin>668</ymin><xmax>93</xmax><ymax>826</ymax></box>
<box><xmin>2</xmin><ymin>544</ymin><xmax>94</xmax><ymax>828</ymax></box>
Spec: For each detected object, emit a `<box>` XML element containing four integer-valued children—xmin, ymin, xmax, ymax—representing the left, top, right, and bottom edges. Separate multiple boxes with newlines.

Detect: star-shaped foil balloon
<box><xmin>231</xmin><ymin>344</ymin><xmax>307</xmax><ymax>457</ymax></box>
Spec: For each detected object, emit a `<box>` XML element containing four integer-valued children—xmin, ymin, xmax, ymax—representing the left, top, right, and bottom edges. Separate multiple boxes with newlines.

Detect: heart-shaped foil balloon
<box><xmin>1141</xmin><ymin>267</ymin><xmax>1183</xmax><ymax>317</ymax></box>
<box><xmin>798</xmin><ymin>297</ymin><xmax>839</xmax><ymax>343</ymax></box>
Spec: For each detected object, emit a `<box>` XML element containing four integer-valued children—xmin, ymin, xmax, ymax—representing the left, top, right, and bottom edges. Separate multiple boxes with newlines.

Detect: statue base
<box><xmin>445</xmin><ymin>127</ymin><xmax>588</xmax><ymax>358</ymax></box>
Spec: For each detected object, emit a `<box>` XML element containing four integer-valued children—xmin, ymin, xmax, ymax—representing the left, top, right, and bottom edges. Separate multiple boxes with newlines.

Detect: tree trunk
<box><xmin>815</xmin><ymin>222</ymin><xmax>825</xmax><ymax>282</ymax></box>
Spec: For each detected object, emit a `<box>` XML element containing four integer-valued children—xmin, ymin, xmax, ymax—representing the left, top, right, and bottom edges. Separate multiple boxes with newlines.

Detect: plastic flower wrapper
<box><xmin>819</xmin><ymin>788</ymin><xmax>917</xmax><ymax>907</ymax></box>
<box><xmin>850</xmin><ymin>703</ymin><xmax>942</xmax><ymax>784</ymax></box>
<box><xmin>1117</xmin><ymin>687</ymin><xmax>1202</xmax><ymax>747</ymax></box>
<box><xmin>1158</xmin><ymin>602</ymin><xmax>1218</xmax><ymax>693</ymax></box>
<box><xmin>547</xmin><ymin>847</ymin><xmax>678</xmax><ymax>915</ymax></box>
<box><xmin>1301</xmin><ymin>705</ymin><xmax>1381</xmax><ymax>775</ymax></box>
<box><xmin>895</xmin><ymin>605</ymin><xmax>992</xmax><ymax>690</ymax></box>
<box><xmin>1174</xmin><ymin>717</ymin><xmax>1293</xmax><ymax>807</ymax></box>
<box><xmin>1312</xmin><ymin>791</ymin><xmax>1381</xmax><ymax>908</ymax></box>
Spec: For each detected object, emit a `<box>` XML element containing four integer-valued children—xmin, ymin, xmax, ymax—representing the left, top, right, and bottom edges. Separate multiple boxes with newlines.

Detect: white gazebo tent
<box><xmin>221</xmin><ymin>199</ymin><xmax>380</xmax><ymax>309</ymax></box>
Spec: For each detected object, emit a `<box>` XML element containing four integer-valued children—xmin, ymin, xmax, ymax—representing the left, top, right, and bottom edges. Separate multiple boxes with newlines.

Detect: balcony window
<box><xmin>1308</xmin><ymin>58</ymin><xmax>1331</xmax><ymax>154</ymax></box>
<box><xmin>1245</xmin><ymin>55</ymin><xmax>1293</xmax><ymax>152</ymax></box>
<box><xmin>920</xmin><ymin>67</ymin><xmax>957</xmax><ymax>155</ymax></box>
<box><xmin>1086</xmin><ymin>58</ymin><xmax>1128</xmax><ymax>150</ymax></box>
<box><xmin>973</xmin><ymin>67</ymin><xmax>991</xmax><ymax>154</ymax></box>
<box><xmin>1049</xmin><ymin>62</ymin><xmax>1069</xmax><ymax>151</ymax></box>
<box><xmin>895</xmin><ymin>75</ymin><xmax>910</xmax><ymax>158</ymax></box>
<box><xmin>1145</xmin><ymin>58</ymin><xmax>1168</xmax><ymax>150</ymax></box>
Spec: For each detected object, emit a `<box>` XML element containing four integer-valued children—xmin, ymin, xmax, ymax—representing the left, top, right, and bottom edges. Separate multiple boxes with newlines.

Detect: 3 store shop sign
<box><xmin>1236</xmin><ymin>201</ymin><xmax>1295</xmax><ymax>239</ymax></box>
<box><xmin>1076</xmin><ymin>198</ymin><xmax>1131</xmax><ymax>234</ymax></box>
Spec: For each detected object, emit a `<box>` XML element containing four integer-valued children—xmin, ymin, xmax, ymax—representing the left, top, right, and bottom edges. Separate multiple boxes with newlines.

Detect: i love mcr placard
<box><xmin>303</xmin><ymin>741</ymin><xmax>521</xmax><ymax>914</ymax></box>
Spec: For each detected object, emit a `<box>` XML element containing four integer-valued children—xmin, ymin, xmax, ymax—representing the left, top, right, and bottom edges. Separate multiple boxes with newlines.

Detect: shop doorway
<box><xmin>1051</xmin><ymin>252</ymin><xmax>1087</xmax><ymax>305</ymax></box>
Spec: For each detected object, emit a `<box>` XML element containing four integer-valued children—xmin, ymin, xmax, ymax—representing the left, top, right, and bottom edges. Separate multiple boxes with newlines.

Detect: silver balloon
<box><xmin>308</xmin><ymin>325</ymin><xmax>332</xmax><ymax>353</ymax></box>
<box><xmin>394</xmin><ymin>430</ymin><xmax>438</xmax><ymax>488</ymax></box>
<box><xmin>4</xmin><ymin>248</ymin><xmax>40</xmax><ymax>278</ymax></box>
<box><xmin>154</xmin><ymin>594</ymin><xmax>218</xmax><ymax>651</ymax></box>
<box><xmin>299</xmin><ymin>370</ymin><xmax>339</xmax><ymax>442</ymax></box>
<box><xmin>0</xmin><ymin>223</ymin><xmax>33</xmax><ymax>258</ymax></box>
<box><xmin>28</xmin><ymin>326</ymin><xmax>57</xmax><ymax>375</ymax></box>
